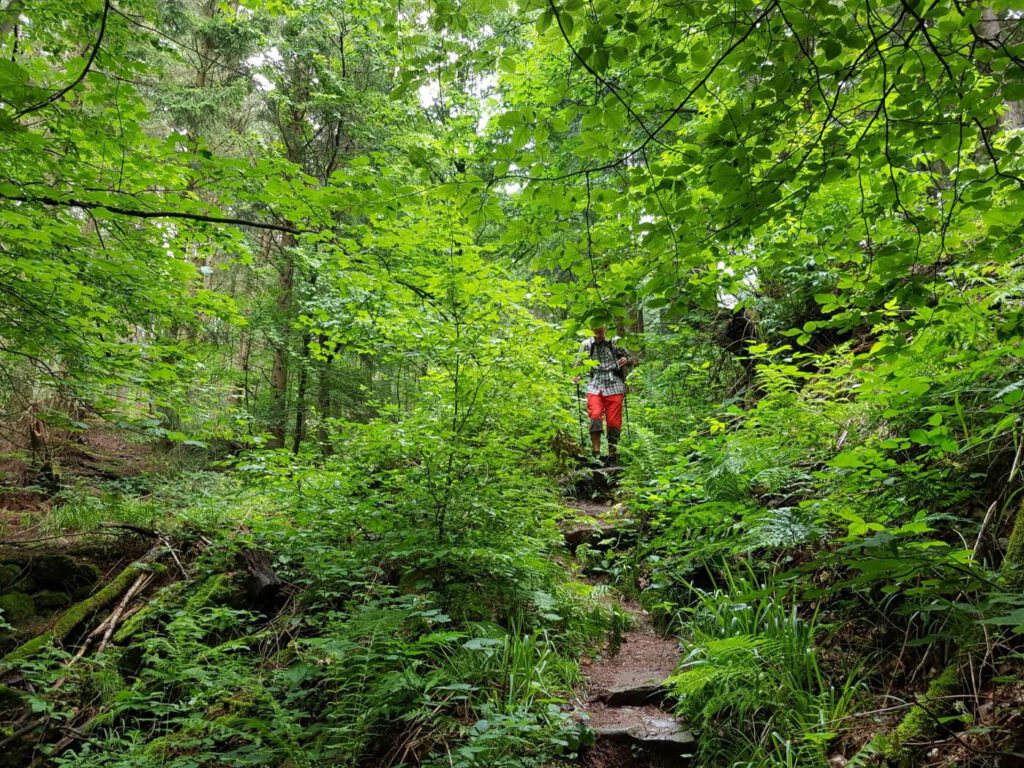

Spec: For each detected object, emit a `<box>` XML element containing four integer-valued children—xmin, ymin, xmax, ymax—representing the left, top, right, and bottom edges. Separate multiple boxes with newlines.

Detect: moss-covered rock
<box><xmin>184</xmin><ymin>572</ymin><xmax>244</xmax><ymax>612</ymax></box>
<box><xmin>32</xmin><ymin>555</ymin><xmax>101</xmax><ymax>593</ymax></box>
<box><xmin>0</xmin><ymin>592</ymin><xmax>35</xmax><ymax>623</ymax></box>
<box><xmin>33</xmin><ymin>590</ymin><xmax>72</xmax><ymax>610</ymax></box>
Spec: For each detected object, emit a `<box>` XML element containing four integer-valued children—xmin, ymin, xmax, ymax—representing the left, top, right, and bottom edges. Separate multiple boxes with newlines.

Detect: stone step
<box><xmin>583</xmin><ymin>704</ymin><xmax>694</xmax><ymax>766</ymax></box>
<box><xmin>595</xmin><ymin>676</ymin><xmax>667</xmax><ymax>706</ymax></box>
<box><xmin>588</xmin><ymin>704</ymin><xmax>694</xmax><ymax>745</ymax></box>
<box><xmin>571</xmin><ymin>465</ymin><xmax>622</xmax><ymax>498</ymax></box>
<box><xmin>561</xmin><ymin>519</ymin><xmax>622</xmax><ymax>551</ymax></box>
<box><xmin>560</xmin><ymin>500</ymin><xmax>629</xmax><ymax>551</ymax></box>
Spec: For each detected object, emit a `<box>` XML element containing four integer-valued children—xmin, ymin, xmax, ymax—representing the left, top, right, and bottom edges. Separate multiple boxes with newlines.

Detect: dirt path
<box><xmin>562</xmin><ymin>500</ymin><xmax>694</xmax><ymax>767</ymax></box>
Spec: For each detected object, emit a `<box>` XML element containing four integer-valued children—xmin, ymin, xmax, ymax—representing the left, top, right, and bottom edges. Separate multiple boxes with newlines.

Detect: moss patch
<box><xmin>873</xmin><ymin>664</ymin><xmax>961</xmax><ymax>764</ymax></box>
<box><xmin>0</xmin><ymin>592</ymin><xmax>35</xmax><ymax>622</ymax></box>
<box><xmin>34</xmin><ymin>590</ymin><xmax>72</xmax><ymax>610</ymax></box>
<box><xmin>0</xmin><ymin>564</ymin><xmax>23</xmax><ymax>590</ymax></box>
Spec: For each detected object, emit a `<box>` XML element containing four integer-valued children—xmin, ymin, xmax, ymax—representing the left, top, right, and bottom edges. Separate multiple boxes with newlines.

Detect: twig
<box><xmin>159</xmin><ymin>534</ymin><xmax>187</xmax><ymax>577</ymax></box>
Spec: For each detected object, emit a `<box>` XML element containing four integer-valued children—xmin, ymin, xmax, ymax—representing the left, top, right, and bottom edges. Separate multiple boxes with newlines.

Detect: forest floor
<box><xmin>0</xmin><ymin>426</ymin><xmax>163</xmax><ymax>541</ymax></box>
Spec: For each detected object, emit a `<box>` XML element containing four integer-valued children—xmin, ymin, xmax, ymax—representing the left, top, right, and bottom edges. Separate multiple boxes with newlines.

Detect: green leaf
<box><xmin>982</xmin><ymin>608</ymin><xmax>1024</xmax><ymax>632</ymax></box>
<box><xmin>561</xmin><ymin>11</ymin><xmax>574</xmax><ymax>35</ymax></box>
<box><xmin>0</xmin><ymin>60</ymin><xmax>28</xmax><ymax>89</ymax></box>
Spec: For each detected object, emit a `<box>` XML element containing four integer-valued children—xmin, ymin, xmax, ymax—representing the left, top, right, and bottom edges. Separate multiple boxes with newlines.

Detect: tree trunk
<box><xmin>238</xmin><ymin>547</ymin><xmax>283</xmax><ymax>611</ymax></box>
<box><xmin>1003</xmin><ymin>500</ymin><xmax>1024</xmax><ymax>589</ymax></box>
<box><xmin>980</xmin><ymin>8</ymin><xmax>1024</xmax><ymax>130</ymax></box>
<box><xmin>267</xmin><ymin>233</ymin><xmax>295</xmax><ymax>449</ymax></box>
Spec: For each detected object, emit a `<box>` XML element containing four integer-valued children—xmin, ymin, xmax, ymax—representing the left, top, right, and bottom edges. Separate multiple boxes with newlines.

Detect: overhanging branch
<box><xmin>0</xmin><ymin>190</ymin><xmax>305</xmax><ymax>235</ymax></box>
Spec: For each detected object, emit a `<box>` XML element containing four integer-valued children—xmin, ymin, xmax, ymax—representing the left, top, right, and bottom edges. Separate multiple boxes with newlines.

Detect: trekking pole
<box><xmin>575</xmin><ymin>382</ymin><xmax>585</xmax><ymax>448</ymax></box>
<box><xmin>623</xmin><ymin>392</ymin><xmax>631</xmax><ymax>439</ymax></box>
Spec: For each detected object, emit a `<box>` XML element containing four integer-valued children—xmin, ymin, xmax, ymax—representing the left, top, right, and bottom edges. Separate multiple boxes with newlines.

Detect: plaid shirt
<box><xmin>579</xmin><ymin>337</ymin><xmax>628</xmax><ymax>396</ymax></box>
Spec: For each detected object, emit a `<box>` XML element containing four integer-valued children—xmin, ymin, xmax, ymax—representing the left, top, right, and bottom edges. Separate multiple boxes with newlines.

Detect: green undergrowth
<box><xmin>36</xmin><ymin>469</ymin><xmax>248</xmax><ymax>537</ymax></box>
<box><xmin>667</xmin><ymin>568</ymin><xmax>861</xmax><ymax>766</ymax></box>
<box><xmin>4</xmin><ymin>421</ymin><xmax>610</xmax><ymax>768</ymax></box>
<box><xmin>610</xmin><ymin>323</ymin><xmax>1024</xmax><ymax>765</ymax></box>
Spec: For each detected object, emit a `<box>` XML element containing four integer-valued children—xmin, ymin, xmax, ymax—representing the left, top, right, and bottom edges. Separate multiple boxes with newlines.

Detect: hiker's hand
<box><xmin>573</xmin><ymin>375</ymin><xmax>581</xmax><ymax>384</ymax></box>
<box><xmin>616</xmin><ymin>356</ymin><xmax>629</xmax><ymax>368</ymax></box>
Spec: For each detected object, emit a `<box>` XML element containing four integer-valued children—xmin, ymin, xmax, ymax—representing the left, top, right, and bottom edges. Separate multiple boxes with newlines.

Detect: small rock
<box><xmin>562</xmin><ymin>522</ymin><xmax>619</xmax><ymax>550</ymax></box>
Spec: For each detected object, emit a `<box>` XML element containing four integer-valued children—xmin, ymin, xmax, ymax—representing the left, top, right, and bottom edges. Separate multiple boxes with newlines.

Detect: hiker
<box><xmin>575</xmin><ymin>326</ymin><xmax>633</xmax><ymax>466</ymax></box>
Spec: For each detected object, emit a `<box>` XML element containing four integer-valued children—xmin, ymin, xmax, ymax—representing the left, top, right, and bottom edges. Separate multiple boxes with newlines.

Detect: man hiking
<box><xmin>575</xmin><ymin>326</ymin><xmax>633</xmax><ymax>466</ymax></box>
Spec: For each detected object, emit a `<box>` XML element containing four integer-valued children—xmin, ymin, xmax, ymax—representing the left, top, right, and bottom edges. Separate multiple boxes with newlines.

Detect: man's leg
<box><xmin>586</xmin><ymin>393</ymin><xmax>604</xmax><ymax>458</ymax></box>
<box><xmin>605</xmin><ymin>395</ymin><xmax>624</xmax><ymax>464</ymax></box>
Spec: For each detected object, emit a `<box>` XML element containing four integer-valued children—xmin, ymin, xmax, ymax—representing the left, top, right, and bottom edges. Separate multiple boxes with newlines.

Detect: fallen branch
<box><xmin>98</xmin><ymin>522</ymin><xmax>161</xmax><ymax>538</ymax></box>
<box><xmin>96</xmin><ymin>571</ymin><xmax>153</xmax><ymax>653</ymax></box>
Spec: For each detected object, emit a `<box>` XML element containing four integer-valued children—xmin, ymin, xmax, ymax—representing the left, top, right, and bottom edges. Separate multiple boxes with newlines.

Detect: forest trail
<box><xmin>562</xmin><ymin>498</ymin><xmax>694</xmax><ymax>767</ymax></box>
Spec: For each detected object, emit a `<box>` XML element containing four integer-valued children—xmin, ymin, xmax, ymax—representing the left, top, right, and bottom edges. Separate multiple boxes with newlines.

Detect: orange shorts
<box><xmin>587</xmin><ymin>393</ymin><xmax>623</xmax><ymax>430</ymax></box>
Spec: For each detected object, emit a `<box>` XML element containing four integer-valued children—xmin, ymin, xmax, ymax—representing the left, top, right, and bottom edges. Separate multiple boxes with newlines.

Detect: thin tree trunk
<box><xmin>1004</xmin><ymin>500</ymin><xmax>1024</xmax><ymax>589</ymax></box>
<box><xmin>316</xmin><ymin>335</ymin><xmax>333</xmax><ymax>455</ymax></box>
<box><xmin>981</xmin><ymin>8</ymin><xmax>1024</xmax><ymax>130</ymax></box>
<box><xmin>291</xmin><ymin>332</ymin><xmax>311</xmax><ymax>454</ymax></box>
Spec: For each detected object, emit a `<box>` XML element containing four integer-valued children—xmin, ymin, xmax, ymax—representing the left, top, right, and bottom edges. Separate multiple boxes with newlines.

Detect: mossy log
<box><xmin>1003</xmin><ymin>499</ymin><xmax>1024</xmax><ymax>590</ymax></box>
<box><xmin>1</xmin><ymin>547</ymin><xmax>161</xmax><ymax>667</ymax></box>
<box><xmin>860</xmin><ymin>663</ymin><xmax>961</xmax><ymax>766</ymax></box>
